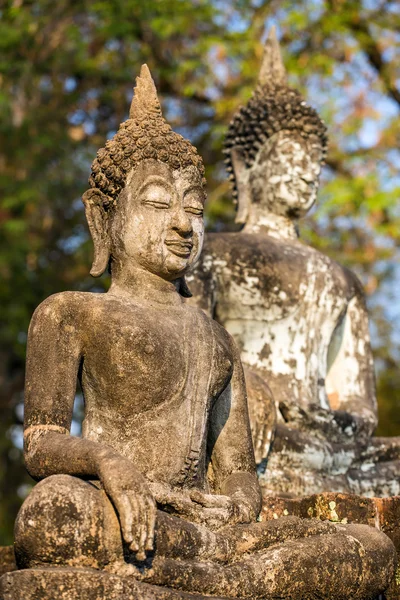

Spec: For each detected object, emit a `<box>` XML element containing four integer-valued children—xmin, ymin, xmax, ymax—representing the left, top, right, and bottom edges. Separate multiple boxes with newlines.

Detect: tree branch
<box><xmin>327</xmin><ymin>0</ymin><xmax>400</xmax><ymax>108</ymax></box>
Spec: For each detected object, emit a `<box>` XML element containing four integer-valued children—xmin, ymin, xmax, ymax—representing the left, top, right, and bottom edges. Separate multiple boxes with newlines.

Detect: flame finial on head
<box><xmin>82</xmin><ymin>64</ymin><xmax>206</xmax><ymax>282</ymax></box>
<box><xmin>129</xmin><ymin>64</ymin><xmax>163</xmax><ymax>121</ymax></box>
<box><xmin>258</xmin><ymin>26</ymin><xmax>287</xmax><ymax>88</ymax></box>
<box><xmin>83</xmin><ymin>64</ymin><xmax>205</xmax><ymax>213</ymax></box>
<box><xmin>223</xmin><ymin>26</ymin><xmax>328</xmax><ymax>217</ymax></box>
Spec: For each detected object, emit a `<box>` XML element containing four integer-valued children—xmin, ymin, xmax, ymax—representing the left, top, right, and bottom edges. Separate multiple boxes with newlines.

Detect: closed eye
<box><xmin>183</xmin><ymin>188</ymin><xmax>205</xmax><ymax>216</ymax></box>
<box><xmin>141</xmin><ymin>184</ymin><xmax>172</xmax><ymax>209</ymax></box>
<box><xmin>184</xmin><ymin>205</ymin><xmax>203</xmax><ymax>216</ymax></box>
<box><xmin>144</xmin><ymin>200</ymin><xmax>170</xmax><ymax>209</ymax></box>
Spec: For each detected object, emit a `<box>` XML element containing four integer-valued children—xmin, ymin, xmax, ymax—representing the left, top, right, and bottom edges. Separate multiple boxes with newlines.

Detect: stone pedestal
<box><xmin>0</xmin><ymin>564</ymin><xmax>395</xmax><ymax>600</ymax></box>
<box><xmin>0</xmin><ymin>568</ymin><xmax>236</xmax><ymax>600</ymax></box>
<box><xmin>262</xmin><ymin>493</ymin><xmax>400</xmax><ymax>600</ymax></box>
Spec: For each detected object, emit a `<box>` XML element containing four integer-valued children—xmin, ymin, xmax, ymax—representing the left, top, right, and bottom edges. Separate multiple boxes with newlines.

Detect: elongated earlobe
<box><xmin>82</xmin><ymin>190</ymin><xmax>111</xmax><ymax>277</ymax></box>
<box><xmin>231</xmin><ymin>148</ymin><xmax>251</xmax><ymax>225</ymax></box>
<box><xmin>178</xmin><ymin>276</ymin><xmax>192</xmax><ymax>298</ymax></box>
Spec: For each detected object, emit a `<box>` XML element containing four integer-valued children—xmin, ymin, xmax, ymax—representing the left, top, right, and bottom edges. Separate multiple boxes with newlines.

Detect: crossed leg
<box><xmin>14</xmin><ymin>474</ymin><xmax>397</xmax><ymax>600</ymax></box>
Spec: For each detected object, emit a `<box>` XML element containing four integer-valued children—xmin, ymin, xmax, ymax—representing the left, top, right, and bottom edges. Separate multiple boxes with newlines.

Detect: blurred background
<box><xmin>0</xmin><ymin>0</ymin><xmax>399</xmax><ymax>543</ymax></box>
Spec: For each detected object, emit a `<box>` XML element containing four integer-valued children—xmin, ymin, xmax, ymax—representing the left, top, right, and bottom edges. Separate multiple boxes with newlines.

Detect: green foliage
<box><xmin>0</xmin><ymin>0</ymin><xmax>399</xmax><ymax>542</ymax></box>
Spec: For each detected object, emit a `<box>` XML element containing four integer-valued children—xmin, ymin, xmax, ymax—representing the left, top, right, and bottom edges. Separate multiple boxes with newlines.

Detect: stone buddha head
<box><xmin>82</xmin><ymin>65</ymin><xmax>206</xmax><ymax>296</ymax></box>
<box><xmin>223</xmin><ymin>28</ymin><xmax>328</xmax><ymax>225</ymax></box>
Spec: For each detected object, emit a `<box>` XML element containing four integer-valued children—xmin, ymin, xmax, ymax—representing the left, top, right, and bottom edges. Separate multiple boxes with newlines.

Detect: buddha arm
<box><xmin>325</xmin><ymin>286</ymin><xmax>378</xmax><ymax>439</ymax></box>
<box><xmin>281</xmin><ymin>288</ymin><xmax>377</xmax><ymax>444</ymax></box>
<box><xmin>23</xmin><ymin>293</ymin><xmax>112</xmax><ymax>478</ymax></box>
<box><xmin>23</xmin><ymin>293</ymin><xmax>155</xmax><ymax>559</ymax></box>
<box><xmin>208</xmin><ymin>334</ymin><xmax>262</xmax><ymax>520</ymax></box>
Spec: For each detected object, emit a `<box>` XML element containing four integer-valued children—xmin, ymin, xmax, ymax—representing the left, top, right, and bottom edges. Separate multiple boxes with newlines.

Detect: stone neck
<box><xmin>242</xmin><ymin>208</ymin><xmax>299</xmax><ymax>240</ymax></box>
<box><xmin>108</xmin><ymin>262</ymin><xmax>183</xmax><ymax>306</ymax></box>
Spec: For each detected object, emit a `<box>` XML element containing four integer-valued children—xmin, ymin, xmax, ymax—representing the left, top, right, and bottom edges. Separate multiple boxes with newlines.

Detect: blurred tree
<box><xmin>0</xmin><ymin>0</ymin><xmax>399</xmax><ymax>542</ymax></box>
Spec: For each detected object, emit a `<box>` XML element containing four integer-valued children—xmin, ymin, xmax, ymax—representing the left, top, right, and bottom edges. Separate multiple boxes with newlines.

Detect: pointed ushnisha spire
<box><xmin>129</xmin><ymin>64</ymin><xmax>163</xmax><ymax>120</ymax></box>
<box><xmin>257</xmin><ymin>26</ymin><xmax>287</xmax><ymax>88</ymax></box>
<box><xmin>84</xmin><ymin>63</ymin><xmax>205</xmax><ymax>212</ymax></box>
<box><xmin>223</xmin><ymin>26</ymin><xmax>328</xmax><ymax>214</ymax></box>
<box><xmin>83</xmin><ymin>63</ymin><xmax>205</xmax><ymax>283</ymax></box>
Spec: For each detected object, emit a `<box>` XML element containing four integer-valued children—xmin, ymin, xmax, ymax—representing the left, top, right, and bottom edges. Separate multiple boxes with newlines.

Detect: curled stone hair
<box><xmin>81</xmin><ymin>65</ymin><xmax>205</xmax><ymax>295</ymax></box>
<box><xmin>83</xmin><ymin>64</ymin><xmax>205</xmax><ymax>212</ymax></box>
<box><xmin>223</xmin><ymin>28</ymin><xmax>328</xmax><ymax>203</ymax></box>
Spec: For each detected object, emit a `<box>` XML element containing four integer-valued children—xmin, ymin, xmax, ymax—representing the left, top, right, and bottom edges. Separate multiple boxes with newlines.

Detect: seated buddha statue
<box><xmin>187</xmin><ymin>29</ymin><xmax>400</xmax><ymax>498</ymax></box>
<box><xmin>7</xmin><ymin>65</ymin><xmax>396</xmax><ymax>600</ymax></box>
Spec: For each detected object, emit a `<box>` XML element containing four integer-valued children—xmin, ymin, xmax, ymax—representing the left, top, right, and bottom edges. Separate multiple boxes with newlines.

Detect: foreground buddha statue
<box><xmin>187</xmin><ymin>30</ymin><xmax>400</xmax><ymax>499</ymax></box>
<box><xmin>4</xmin><ymin>65</ymin><xmax>396</xmax><ymax>600</ymax></box>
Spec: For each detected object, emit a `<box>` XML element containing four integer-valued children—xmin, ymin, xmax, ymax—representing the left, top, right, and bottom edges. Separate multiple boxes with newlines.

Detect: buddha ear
<box><xmin>231</xmin><ymin>148</ymin><xmax>251</xmax><ymax>225</ymax></box>
<box><xmin>82</xmin><ymin>190</ymin><xmax>111</xmax><ymax>277</ymax></box>
<box><xmin>178</xmin><ymin>276</ymin><xmax>192</xmax><ymax>298</ymax></box>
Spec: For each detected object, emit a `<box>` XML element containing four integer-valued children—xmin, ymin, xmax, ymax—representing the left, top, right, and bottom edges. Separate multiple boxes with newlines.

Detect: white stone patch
<box><xmin>325</xmin><ymin>294</ymin><xmax>376</xmax><ymax>415</ymax></box>
<box><xmin>201</xmin><ymin>253</ymin><xmax>214</xmax><ymax>273</ymax></box>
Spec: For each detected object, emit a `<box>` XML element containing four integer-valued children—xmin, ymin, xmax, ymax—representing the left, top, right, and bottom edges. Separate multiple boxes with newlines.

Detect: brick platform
<box><xmin>262</xmin><ymin>493</ymin><xmax>400</xmax><ymax>599</ymax></box>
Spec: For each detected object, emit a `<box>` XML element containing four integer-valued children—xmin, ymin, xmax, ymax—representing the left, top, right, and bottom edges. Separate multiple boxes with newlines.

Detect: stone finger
<box><xmin>145</xmin><ymin>496</ymin><xmax>157</xmax><ymax>551</ymax></box>
<box><xmin>137</xmin><ymin>496</ymin><xmax>149</xmax><ymax>557</ymax></box>
<box><xmin>114</xmin><ymin>494</ymin><xmax>134</xmax><ymax>546</ymax></box>
<box><xmin>128</xmin><ymin>494</ymin><xmax>140</xmax><ymax>553</ymax></box>
<box><xmin>189</xmin><ymin>489</ymin><xmax>206</xmax><ymax>505</ymax></box>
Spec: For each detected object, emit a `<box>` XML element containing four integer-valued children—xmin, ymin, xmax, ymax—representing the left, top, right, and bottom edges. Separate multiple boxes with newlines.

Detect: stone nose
<box><xmin>171</xmin><ymin>206</ymin><xmax>193</xmax><ymax>237</ymax></box>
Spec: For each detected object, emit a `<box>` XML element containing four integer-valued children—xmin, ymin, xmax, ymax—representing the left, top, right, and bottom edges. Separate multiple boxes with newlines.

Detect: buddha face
<box><xmin>111</xmin><ymin>159</ymin><xmax>205</xmax><ymax>281</ymax></box>
<box><xmin>248</xmin><ymin>130</ymin><xmax>323</xmax><ymax>219</ymax></box>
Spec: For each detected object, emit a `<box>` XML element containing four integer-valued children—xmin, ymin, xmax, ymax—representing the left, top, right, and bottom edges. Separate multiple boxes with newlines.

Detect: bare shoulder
<box><xmin>187</xmin><ymin>304</ymin><xmax>237</xmax><ymax>356</ymax></box>
<box><xmin>29</xmin><ymin>291</ymin><xmax>106</xmax><ymax>331</ymax></box>
<box><xmin>195</xmin><ymin>232</ymin><xmax>237</xmax><ymax>265</ymax></box>
<box><xmin>310</xmin><ymin>244</ymin><xmax>366</xmax><ymax>300</ymax></box>
<box><xmin>211</xmin><ymin>315</ymin><xmax>234</xmax><ymax>344</ymax></box>
<box><xmin>204</xmin><ymin>232</ymin><xmax>242</xmax><ymax>257</ymax></box>
<box><xmin>340</xmin><ymin>265</ymin><xmax>366</xmax><ymax>301</ymax></box>
<box><xmin>302</xmin><ymin>243</ymin><xmax>366</xmax><ymax>301</ymax></box>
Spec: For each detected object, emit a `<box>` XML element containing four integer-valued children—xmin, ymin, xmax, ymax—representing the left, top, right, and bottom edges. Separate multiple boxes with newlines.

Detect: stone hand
<box><xmin>331</xmin><ymin>409</ymin><xmax>375</xmax><ymax>441</ymax></box>
<box><xmin>148</xmin><ymin>482</ymin><xmax>250</xmax><ymax>528</ymax></box>
<box><xmin>189</xmin><ymin>490</ymin><xmax>253</xmax><ymax>525</ymax></box>
<box><xmin>279</xmin><ymin>400</ymin><xmax>323</xmax><ymax>429</ymax></box>
<box><xmin>252</xmin><ymin>419</ymin><xmax>274</xmax><ymax>465</ymax></box>
<box><xmin>148</xmin><ymin>482</ymin><xmax>210</xmax><ymax>521</ymax></box>
<box><xmin>98</xmin><ymin>454</ymin><xmax>156</xmax><ymax>561</ymax></box>
<box><xmin>280</xmin><ymin>400</ymin><xmax>371</xmax><ymax>444</ymax></box>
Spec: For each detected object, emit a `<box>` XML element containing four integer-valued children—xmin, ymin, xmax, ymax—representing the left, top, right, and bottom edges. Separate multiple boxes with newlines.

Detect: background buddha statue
<box><xmin>3</xmin><ymin>64</ymin><xmax>396</xmax><ymax>600</ymax></box>
<box><xmin>187</xmin><ymin>29</ymin><xmax>400</xmax><ymax>499</ymax></box>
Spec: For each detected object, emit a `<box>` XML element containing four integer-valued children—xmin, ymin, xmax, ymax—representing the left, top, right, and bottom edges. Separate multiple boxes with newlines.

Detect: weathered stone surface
<box><xmin>262</xmin><ymin>493</ymin><xmax>400</xmax><ymax>600</ymax></box>
<box><xmin>374</xmin><ymin>496</ymin><xmax>400</xmax><ymax>554</ymax></box>
<box><xmin>244</xmin><ymin>367</ymin><xmax>276</xmax><ymax>466</ymax></box>
<box><xmin>378</xmin><ymin>580</ymin><xmax>400</xmax><ymax>600</ymax></box>
<box><xmin>262</xmin><ymin>492</ymin><xmax>400</xmax><ymax>552</ymax></box>
<box><xmin>143</xmin><ymin>524</ymin><xmax>396</xmax><ymax>600</ymax></box>
<box><xmin>385</xmin><ymin>578</ymin><xmax>400</xmax><ymax>600</ymax></box>
<box><xmin>0</xmin><ymin>548</ymin><xmax>16</xmax><ymax>577</ymax></box>
<box><xmin>0</xmin><ymin>568</ymin><xmax>238</xmax><ymax>600</ymax></box>
<box><xmin>187</xmin><ymin>27</ymin><xmax>399</xmax><ymax>501</ymax></box>
<box><xmin>262</xmin><ymin>492</ymin><xmax>376</xmax><ymax>527</ymax></box>
<box><xmin>11</xmin><ymin>61</ymin><xmax>397</xmax><ymax>600</ymax></box>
